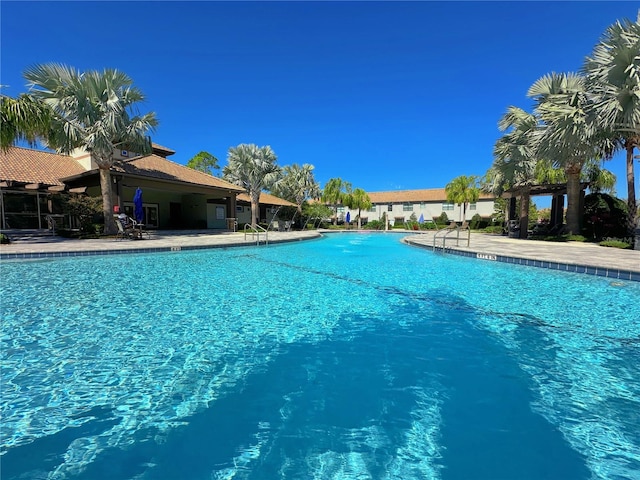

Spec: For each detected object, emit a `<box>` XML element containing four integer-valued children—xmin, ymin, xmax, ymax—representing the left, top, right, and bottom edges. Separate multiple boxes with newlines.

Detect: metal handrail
<box><xmin>433</xmin><ymin>222</ymin><xmax>470</xmax><ymax>250</ymax></box>
<box><xmin>244</xmin><ymin>223</ymin><xmax>268</xmax><ymax>245</ymax></box>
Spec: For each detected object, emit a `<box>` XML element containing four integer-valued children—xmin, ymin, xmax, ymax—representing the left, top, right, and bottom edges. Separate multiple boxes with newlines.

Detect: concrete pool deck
<box><xmin>1</xmin><ymin>229</ymin><xmax>638</xmax><ymax>281</ymax></box>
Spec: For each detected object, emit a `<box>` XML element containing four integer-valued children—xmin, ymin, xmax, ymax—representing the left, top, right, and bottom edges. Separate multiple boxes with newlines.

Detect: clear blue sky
<box><xmin>1</xmin><ymin>1</ymin><xmax>637</xmax><ymax>204</ymax></box>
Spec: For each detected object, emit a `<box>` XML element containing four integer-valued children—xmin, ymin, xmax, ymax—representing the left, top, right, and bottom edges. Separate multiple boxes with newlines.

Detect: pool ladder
<box><xmin>244</xmin><ymin>223</ymin><xmax>269</xmax><ymax>245</ymax></box>
<box><xmin>432</xmin><ymin>223</ymin><xmax>470</xmax><ymax>251</ymax></box>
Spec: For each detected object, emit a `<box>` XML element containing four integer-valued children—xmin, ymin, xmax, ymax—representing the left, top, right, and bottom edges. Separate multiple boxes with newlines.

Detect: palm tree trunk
<box><xmin>519</xmin><ymin>188</ymin><xmax>530</xmax><ymax>239</ymax></box>
<box><xmin>626</xmin><ymin>144</ymin><xmax>637</xmax><ymax>242</ymax></box>
<box><xmin>565</xmin><ymin>162</ymin><xmax>583</xmax><ymax>235</ymax></box>
<box><xmin>99</xmin><ymin>166</ymin><xmax>115</xmax><ymax>235</ymax></box>
<box><xmin>250</xmin><ymin>190</ymin><xmax>260</xmax><ymax>228</ymax></box>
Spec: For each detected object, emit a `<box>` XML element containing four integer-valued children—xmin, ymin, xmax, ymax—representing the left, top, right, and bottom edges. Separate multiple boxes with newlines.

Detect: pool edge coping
<box><xmin>402</xmin><ymin>237</ymin><xmax>640</xmax><ymax>283</ymax></box>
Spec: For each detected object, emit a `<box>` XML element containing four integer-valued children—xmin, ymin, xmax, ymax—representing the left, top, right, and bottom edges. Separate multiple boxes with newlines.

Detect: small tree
<box><xmin>186</xmin><ymin>151</ymin><xmax>220</xmax><ymax>176</ymax></box>
<box><xmin>343</xmin><ymin>187</ymin><xmax>371</xmax><ymax>228</ymax></box>
<box><xmin>302</xmin><ymin>202</ymin><xmax>333</xmax><ymax>229</ymax></box>
<box><xmin>445</xmin><ymin>175</ymin><xmax>480</xmax><ymax>221</ymax></box>
<box><xmin>321</xmin><ymin>178</ymin><xmax>352</xmax><ymax>225</ymax></box>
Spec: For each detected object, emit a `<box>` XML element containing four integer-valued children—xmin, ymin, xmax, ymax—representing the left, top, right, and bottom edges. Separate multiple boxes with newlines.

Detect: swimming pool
<box><xmin>1</xmin><ymin>232</ymin><xmax>639</xmax><ymax>479</ymax></box>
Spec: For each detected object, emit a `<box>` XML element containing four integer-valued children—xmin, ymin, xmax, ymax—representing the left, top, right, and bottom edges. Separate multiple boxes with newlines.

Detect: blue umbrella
<box><xmin>133</xmin><ymin>187</ymin><xmax>144</xmax><ymax>223</ymax></box>
<box><xmin>345</xmin><ymin>211</ymin><xmax>351</xmax><ymax>223</ymax></box>
<box><xmin>418</xmin><ymin>213</ymin><xmax>424</xmax><ymax>224</ymax></box>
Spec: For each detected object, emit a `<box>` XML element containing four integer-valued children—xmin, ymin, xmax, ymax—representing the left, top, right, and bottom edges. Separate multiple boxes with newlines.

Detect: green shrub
<box><xmin>583</xmin><ymin>193</ymin><xmax>628</xmax><ymax>240</ymax></box>
<box><xmin>435</xmin><ymin>212</ymin><xmax>449</xmax><ymax>226</ymax></box>
<box><xmin>599</xmin><ymin>238</ymin><xmax>632</xmax><ymax>249</ymax></box>
<box><xmin>482</xmin><ymin>226</ymin><xmax>503</xmax><ymax>234</ymax></box>
<box><xmin>567</xmin><ymin>234</ymin><xmax>587</xmax><ymax>242</ymax></box>
<box><xmin>0</xmin><ymin>233</ymin><xmax>10</xmax><ymax>244</ymax></box>
<box><xmin>420</xmin><ymin>222</ymin><xmax>437</xmax><ymax>230</ymax></box>
<box><xmin>364</xmin><ymin>220</ymin><xmax>384</xmax><ymax>230</ymax></box>
<box><xmin>469</xmin><ymin>214</ymin><xmax>491</xmax><ymax>230</ymax></box>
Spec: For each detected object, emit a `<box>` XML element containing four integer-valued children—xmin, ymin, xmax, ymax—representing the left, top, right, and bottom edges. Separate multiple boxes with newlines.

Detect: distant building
<box><xmin>236</xmin><ymin>192</ymin><xmax>295</xmax><ymax>225</ymax></box>
<box><xmin>0</xmin><ymin>144</ymin><xmax>288</xmax><ymax>230</ymax></box>
<box><xmin>340</xmin><ymin>189</ymin><xmax>496</xmax><ymax>224</ymax></box>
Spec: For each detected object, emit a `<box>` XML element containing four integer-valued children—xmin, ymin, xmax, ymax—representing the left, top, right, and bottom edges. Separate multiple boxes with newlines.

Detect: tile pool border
<box><xmin>403</xmin><ymin>239</ymin><xmax>640</xmax><ymax>283</ymax></box>
<box><xmin>0</xmin><ymin>237</ymin><xmax>314</xmax><ymax>262</ymax></box>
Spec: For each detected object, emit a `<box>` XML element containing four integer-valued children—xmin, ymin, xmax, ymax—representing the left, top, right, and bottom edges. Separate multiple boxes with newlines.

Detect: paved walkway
<box><xmin>404</xmin><ymin>230</ymin><xmax>640</xmax><ymax>280</ymax></box>
<box><xmin>0</xmin><ymin>229</ymin><xmax>322</xmax><ymax>256</ymax></box>
<box><xmin>1</xmin><ymin>229</ymin><xmax>638</xmax><ymax>280</ymax></box>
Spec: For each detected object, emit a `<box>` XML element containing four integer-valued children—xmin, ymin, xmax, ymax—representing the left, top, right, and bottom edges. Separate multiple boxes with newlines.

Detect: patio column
<box><xmin>508</xmin><ymin>197</ymin><xmax>517</xmax><ymax>222</ymax></box>
<box><xmin>552</xmin><ymin>194</ymin><xmax>564</xmax><ymax>227</ymax></box>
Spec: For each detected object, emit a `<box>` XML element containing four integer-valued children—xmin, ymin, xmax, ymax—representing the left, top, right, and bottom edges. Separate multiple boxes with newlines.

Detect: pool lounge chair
<box><xmin>114</xmin><ymin>216</ymin><xmax>138</xmax><ymax>240</ymax></box>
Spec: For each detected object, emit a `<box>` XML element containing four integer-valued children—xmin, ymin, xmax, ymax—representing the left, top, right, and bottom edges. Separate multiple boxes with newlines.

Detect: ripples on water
<box><xmin>1</xmin><ymin>233</ymin><xmax>639</xmax><ymax>479</ymax></box>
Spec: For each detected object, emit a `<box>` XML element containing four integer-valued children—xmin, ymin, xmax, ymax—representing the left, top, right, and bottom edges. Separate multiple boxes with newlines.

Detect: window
<box><xmin>442</xmin><ymin>202</ymin><xmax>454</xmax><ymax>211</ymax></box>
<box><xmin>337</xmin><ymin>206</ymin><xmax>345</xmax><ymax>213</ymax></box>
<box><xmin>368</xmin><ymin>205</ymin><xmax>376</xmax><ymax>212</ymax></box>
<box><xmin>387</xmin><ymin>204</ymin><xmax>393</xmax><ymax>212</ymax></box>
<box><xmin>403</xmin><ymin>203</ymin><xmax>413</xmax><ymax>212</ymax></box>
<box><xmin>469</xmin><ymin>203</ymin><xmax>477</xmax><ymax>210</ymax></box>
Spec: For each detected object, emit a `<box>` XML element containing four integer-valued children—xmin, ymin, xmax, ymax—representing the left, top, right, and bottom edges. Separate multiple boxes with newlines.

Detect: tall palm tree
<box><xmin>486</xmin><ymin>106</ymin><xmax>539</xmax><ymax>237</ymax></box>
<box><xmin>23</xmin><ymin>63</ymin><xmax>158</xmax><ymax>234</ymax></box>
<box><xmin>271</xmin><ymin>163</ymin><xmax>320</xmax><ymax>218</ymax></box>
<box><xmin>344</xmin><ymin>187</ymin><xmax>372</xmax><ymax>229</ymax></box>
<box><xmin>223</xmin><ymin>144</ymin><xmax>281</xmax><ymax>227</ymax></box>
<box><xmin>1</xmin><ymin>93</ymin><xmax>52</xmax><ymax>151</ymax></box>
<box><xmin>583</xmin><ymin>14</ymin><xmax>640</xmax><ymax>241</ymax></box>
<box><xmin>527</xmin><ymin>72</ymin><xmax>601</xmax><ymax>235</ymax></box>
<box><xmin>321</xmin><ymin>177</ymin><xmax>352</xmax><ymax>225</ymax></box>
<box><xmin>445</xmin><ymin>175</ymin><xmax>480</xmax><ymax>222</ymax></box>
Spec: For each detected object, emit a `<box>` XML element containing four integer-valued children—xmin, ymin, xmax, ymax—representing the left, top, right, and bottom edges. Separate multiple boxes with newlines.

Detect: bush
<box><xmin>420</xmin><ymin>222</ymin><xmax>437</xmax><ymax>230</ymax></box>
<box><xmin>599</xmin><ymin>239</ymin><xmax>632</xmax><ymax>249</ymax></box>
<box><xmin>469</xmin><ymin>214</ymin><xmax>491</xmax><ymax>230</ymax></box>
<box><xmin>482</xmin><ymin>225</ymin><xmax>504</xmax><ymax>234</ymax></box>
<box><xmin>59</xmin><ymin>194</ymin><xmax>103</xmax><ymax>232</ymax></box>
<box><xmin>0</xmin><ymin>233</ymin><xmax>10</xmax><ymax>244</ymax></box>
<box><xmin>364</xmin><ymin>220</ymin><xmax>384</xmax><ymax>230</ymax></box>
<box><xmin>583</xmin><ymin>193</ymin><xmax>628</xmax><ymax>240</ymax></box>
<box><xmin>434</xmin><ymin>212</ymin><xmax>449</xmax><ymax>226</ymax></box>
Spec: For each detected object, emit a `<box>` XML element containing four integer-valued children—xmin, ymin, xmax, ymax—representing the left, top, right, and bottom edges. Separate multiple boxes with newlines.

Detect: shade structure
<box><xmin>418</xmin><ymin>213</ymin><xmax>424</xmax><ymax>224</ymax></box>
<box><xmin>133</xmin><ymin>188</ymin><xmax>144</xmax><ymax>223</ymax></box>
<box><xmin>345</xmin><ymin>212</ymin><xmax>351</xmax><ymax>223</ymax></box>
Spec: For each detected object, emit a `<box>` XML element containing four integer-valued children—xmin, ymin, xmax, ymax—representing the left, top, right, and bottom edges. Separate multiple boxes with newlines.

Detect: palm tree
<box><xmin>321</xmin><ymin>177</ymin><xmax>352</xmax><ymax>225</ymax></box>
<box><xmin>445</xmin><ymin>175</ymin><xmax>480</xmax><ymax>222</ymax></box>
<box><xmin>223</xmin><ymin>144</ymin><xmax>281</xmax><ymax>227</ymax></box>
<box><xmin>583</xmin><ymin>14</ymin><xmax>640</xmax><ymax>241</ymax></box>
<box><xmin>344</xmin><ymin>188</ymin><xmax>372</xmax><ymax>228</ymax></box>
<box><xmin>527</xmin><ymin>72</ymin><xmax>602</xmax><ymax>235</ymax></box>
<box><xmin>271</xmin><ymin>163</ymin><xmax>320</xmax><ymax>219</ymax></box>
<box><xmin>1</xmin><ymin>93</ymin><xmax>52</xmax><ymax>151</ymax></box>
<box><xmin>23</xmin><ymin>63</ymin><xmax>158</xmax><ymax>234</ymax></box>
<box><xmin>486</xmin><ymin>106</ymin><xmax>539</xmax><ymax>237</ymax></box>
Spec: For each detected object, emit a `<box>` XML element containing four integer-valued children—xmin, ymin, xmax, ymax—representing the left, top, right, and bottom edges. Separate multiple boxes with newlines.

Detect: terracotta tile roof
<box><xmin>237</xmin><ymin>192</ymin><xmax>295</xmax><ymax>207</ymax></box>
<box><xmin>1</xmin><ymin>146</ymin><xmax>243</xmax><ymax>193</ymax></box>
<box><xmin>368</xmin><ymin>189</ymin><xmax>494</xmax><ymax>203</ymax></box>
<box><xmin>110</xmin><ymin>155</ymin><xmax>244</xmax><ymax>192</ymax></box>
<box><xmin>0</xmin><ymin>147</ymin><xmax>85</xmax><ymax>186</ymax></box>
<box><xmin>151</xmin><ymin>143</ymin><xmax>176</xmax><ymax>156</ymax></box>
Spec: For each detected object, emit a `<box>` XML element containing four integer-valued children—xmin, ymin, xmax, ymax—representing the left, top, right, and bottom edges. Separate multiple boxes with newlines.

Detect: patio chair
<box><xmin>114</xmin><ymin>216</ymin><xmax>136</xmax><ymax>240</ymax></box>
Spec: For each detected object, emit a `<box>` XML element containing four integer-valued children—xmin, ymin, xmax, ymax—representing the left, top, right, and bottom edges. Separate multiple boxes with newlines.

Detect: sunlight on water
<box><xmin>1</xmin><ymin>233</ymin><xmax>639</xmax><ymax>479</ymax></box>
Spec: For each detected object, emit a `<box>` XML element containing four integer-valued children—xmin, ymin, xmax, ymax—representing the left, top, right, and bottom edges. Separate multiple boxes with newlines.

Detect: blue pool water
<box><xmin>1</xmin><ymin>232</ymin><xmax>639</xmax><ymax>480</ymax></box>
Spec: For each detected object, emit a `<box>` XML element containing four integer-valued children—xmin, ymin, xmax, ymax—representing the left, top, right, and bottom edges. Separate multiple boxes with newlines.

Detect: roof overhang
<box><xmin>502</xmin><ymin>182</ymin><xmax>589</xmax><ymax>198</ymax></box>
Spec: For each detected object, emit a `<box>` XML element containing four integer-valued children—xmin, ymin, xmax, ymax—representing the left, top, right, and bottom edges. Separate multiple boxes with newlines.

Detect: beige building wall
<box><xmin>342</xmin><ymin>198</ymin><xmax>495</xmax><ymax>224</ymax></box>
